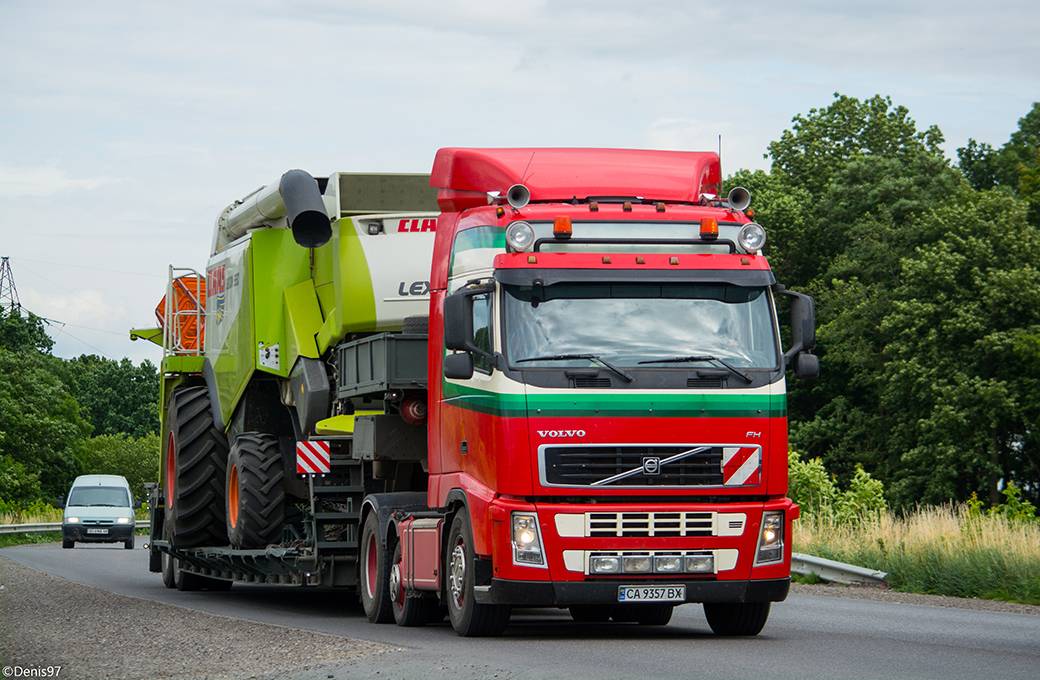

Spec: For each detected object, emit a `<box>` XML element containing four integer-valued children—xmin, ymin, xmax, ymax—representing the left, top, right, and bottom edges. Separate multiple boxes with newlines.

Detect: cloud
<box><xmin>0</xmin><ymin>163</ymin><xmax>116</xmax><ymax>198</ymax></box>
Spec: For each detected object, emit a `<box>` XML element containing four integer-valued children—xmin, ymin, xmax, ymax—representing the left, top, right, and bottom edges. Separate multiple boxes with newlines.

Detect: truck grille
<box><xmin>541</xmin><ymin>445</ymin><xmax>724</xmax><ymax>487</ymax></box>
<box><xmin>589</xmin><ymin>511</ymin><xmax>715</xmax><ymax>537</ymax></box>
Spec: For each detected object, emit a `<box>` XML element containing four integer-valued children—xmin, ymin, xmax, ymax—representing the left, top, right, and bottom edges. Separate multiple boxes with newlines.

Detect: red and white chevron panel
<box><xmin>296</xmin><ymin>441</ymin><xmax>331</xmax><ymax>474</ymax></box>
<box><xmin>721</xmin><ymin>446</ymin><xmax>761</xmax><ymax>486</ymax></box>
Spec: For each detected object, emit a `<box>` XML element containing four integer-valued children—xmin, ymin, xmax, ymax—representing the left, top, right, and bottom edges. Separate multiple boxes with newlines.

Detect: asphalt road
<box><xmin>3</xmin><ymin>542</ymin><xmax>1039</xmax><ymax>679</ymax></box>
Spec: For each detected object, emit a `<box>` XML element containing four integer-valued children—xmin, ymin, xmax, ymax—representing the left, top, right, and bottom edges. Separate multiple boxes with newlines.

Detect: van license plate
<box><xmin>87</xmin><ymin>528</ymin><xmax>108</xmax><ymax>535</ymax></box>
<box><xmin>618</xmin><ymin>585</ymin><xmax>685</xmax><ymax>602</ymax></box>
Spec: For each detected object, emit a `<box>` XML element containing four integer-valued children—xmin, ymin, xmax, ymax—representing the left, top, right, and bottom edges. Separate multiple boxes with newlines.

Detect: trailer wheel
<box><xmin>446</xmin><ymin>512</ymin><xmax>511</xmax><ymax>637</ymax></box>
<box><xmin>703</xmin><ymin>601</ymin><xmax>770</xmax><ymax>636</ymax></box>
<box><xmin>165</xmin><ymin>387</ymin><xmax>228</xmax><ymax>548</ymax></box>
<box><xmin>359</xmin><ymin>513</ymin><xmax>393</xmax><ymax>623</ymax></box>
<box><xmin>226</xmin><ymin>433</ymin><xmax>284</xmax><ymax>549</ymax></box>
<box><xmin>161</xmin><ymin>551</ymin><xmax>176</xmax><ymax>588</ymax></box>
<box><xmin>390</xmin><ymin>542</ymin><xmax>436</xmax><ymax>627</ymax></box>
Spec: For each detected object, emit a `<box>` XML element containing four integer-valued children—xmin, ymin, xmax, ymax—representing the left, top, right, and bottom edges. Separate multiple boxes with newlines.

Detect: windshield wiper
<box><xmin>517</xmin><ymin>353</ymin><xmax>634</xmax><ymax>382</ymax></box>
<box><xmin>637</xmin><ymin>355</ymin><xmax>752</xmax><ymax>383</ymax></box>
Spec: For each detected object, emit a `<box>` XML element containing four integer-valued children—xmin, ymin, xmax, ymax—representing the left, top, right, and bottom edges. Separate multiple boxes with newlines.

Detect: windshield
<box><xmin>68</xmin><ymin>486</ymin><xmax>131</xmax><ymax>508</ymax></box>
<box><xmin>503</xmin><ymin>283</ymin><xmax>778</xmax><ymax>369</ymax></box>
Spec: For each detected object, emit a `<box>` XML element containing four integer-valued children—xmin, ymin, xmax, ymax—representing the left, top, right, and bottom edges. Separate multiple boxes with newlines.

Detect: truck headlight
<box><xmin>511</xmin><ymin>513</ymin><xmax>545</xmax><ymax>566</ymax></box>
<box><xmin>755</xmin><ymin>511</ymin><xmax>784</xmax><ymax>564</ymax></box>
<box><xmin>590</xmin><ymin>555</ymin><xmax>621</xmax><ymax>574</ymax></box>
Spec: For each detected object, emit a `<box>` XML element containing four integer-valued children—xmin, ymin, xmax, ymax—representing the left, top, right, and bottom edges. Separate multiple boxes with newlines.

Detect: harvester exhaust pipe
<box><xmin>214</xmin><ymin>170</ymin><xmax>331</xmax><ymax>253</ymax></box>
<box><xmin>280</xmin><ymin>170</ymin><xmax>332</xmax><ymax>248</ymax></box>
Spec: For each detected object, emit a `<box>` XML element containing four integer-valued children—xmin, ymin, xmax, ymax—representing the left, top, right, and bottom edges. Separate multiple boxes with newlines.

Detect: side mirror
<box><xmin>776</xmin><ymin>285</ymin><xmax>819</xmax><ymax>379</ymax></box>
<box><xmin>444</xmin><ymin>352</ymin><xmax>475</xmax><ymax>380</ymax></box>
<box><xmin>792</xmin><ymin>352</ymin><xmax>819</xmax><ymax>380</ymax></box>
<box><xmin>443</xmin><ymin>280</ymin><xmax>495</xmax><ymax>356</ymax></box>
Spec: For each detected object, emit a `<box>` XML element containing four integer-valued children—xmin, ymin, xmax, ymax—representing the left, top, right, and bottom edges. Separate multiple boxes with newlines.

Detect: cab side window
<box><xmin>472</xmin><ymin>293</ymin><xmax>493</xmax><ymax>374</ymax></box>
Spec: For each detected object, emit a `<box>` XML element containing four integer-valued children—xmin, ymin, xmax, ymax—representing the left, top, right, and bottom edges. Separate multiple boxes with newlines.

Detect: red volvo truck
<box><xmin>141</xmin><ymin>147</ymin><xmax>817</xmax><ymax>638</ymax></box>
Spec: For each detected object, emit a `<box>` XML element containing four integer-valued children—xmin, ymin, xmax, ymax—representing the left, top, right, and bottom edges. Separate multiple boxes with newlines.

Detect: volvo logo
<box><xmin>642</xmin><ymin>457</ymin><xmax>661</xmax><ymax>476</ymax></box>
<box><xmin>537</xmin><ymin>430</ymin><xmax>586</xmax><ymax>438</ymax></box>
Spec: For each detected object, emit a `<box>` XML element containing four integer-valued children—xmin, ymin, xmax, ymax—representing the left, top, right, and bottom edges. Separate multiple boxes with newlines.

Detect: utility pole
<box><xmin>0</xmin><ymin>257</ymin><xmax>22</xmax><ymax>313</ymax></box>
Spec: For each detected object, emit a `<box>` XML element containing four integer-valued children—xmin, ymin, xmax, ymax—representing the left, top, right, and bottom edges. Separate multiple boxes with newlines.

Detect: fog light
<box><xmin>654</xmin><ymin>555</ymin><xmax>683</xmax><ymax>573</ymax></box>
<box><xmin>622</xmin><ymin>555</ymin><xmax>652</xmax><ymax>573</ymax></box>
<box><xmin>590</xmin><ymin>556</ymin><xmax>621</xmax><ymax>574</ymax></box>
<box><xmin>685</xmin><ymin>554</ymin><xmax>715</xmax><ymax>573</ymax></box>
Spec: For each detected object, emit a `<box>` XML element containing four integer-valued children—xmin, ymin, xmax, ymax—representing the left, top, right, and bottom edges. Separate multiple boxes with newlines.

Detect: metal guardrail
<box><xmin>0</xmin><ymin>520</ymin><xmax>150</xmax><ymax>535</ymax></box>
<box><xmin>791</xmin><ymin>552</ymin><xmax>888</xmax><ymax>585</ymax></box>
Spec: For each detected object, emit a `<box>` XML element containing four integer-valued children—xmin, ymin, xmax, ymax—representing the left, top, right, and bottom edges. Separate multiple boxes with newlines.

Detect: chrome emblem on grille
<box><xmin>642</xmin><ymin>457</ymin><xmax>661</xmax><ymax>475</ymax></box>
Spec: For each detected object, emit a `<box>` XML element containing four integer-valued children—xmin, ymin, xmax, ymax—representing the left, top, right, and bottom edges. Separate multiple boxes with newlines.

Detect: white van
<box><xmin>62</xmin><ymin>474</ymin><xmax>137</xmax><ymax>549</ymax></box>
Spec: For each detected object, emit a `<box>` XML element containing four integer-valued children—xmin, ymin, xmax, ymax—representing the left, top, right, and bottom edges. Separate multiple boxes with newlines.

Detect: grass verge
<box><xmin>793</xmin><ymin>504</ymin><xmax>1040</xmax><ymax>605</ymax></box>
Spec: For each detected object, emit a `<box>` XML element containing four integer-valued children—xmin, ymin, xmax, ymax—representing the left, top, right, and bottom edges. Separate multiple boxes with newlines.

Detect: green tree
<box><xmin>0</xmin><ymin>307</ymin><xmax>54</xmax><ymax>354</ymax></box>
<box><xmin>0</xmin><ymin>350</ymin><xmax>90</xmax><ymax>505</ymax></box>
<box><xmin>880</xmin><ymin>188</ymin><xmax>1040</xmax><ymax>506</ymax></box>
<box><xmin>66</xmin><ymin>355</ymin><xmax>160</xmax><ymax>438</ymax></box>
<box><xmin>80</xmin><ymin>433</ymin><xmax>160</xmax><ymax>502</ymax></box>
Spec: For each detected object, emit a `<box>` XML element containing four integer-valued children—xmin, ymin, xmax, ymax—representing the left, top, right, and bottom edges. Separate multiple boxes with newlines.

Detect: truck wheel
<box><xmin>703</xmin><ymin>602</ymin><xmax>770</xmax><ymax>636</ymax></box>
<box><xmin>390</xmin><ymin>542</ymin><xmax>434</xmax><ymax>627</ymax></box>
<box><xmin>635</xmin><ymin>604</ymin><xmax>673</xmax><ymax>626</ymax></box>
<box><xmin>446</xmin><ymin>512</ymin><xmax>511</xmax><ymax>637</ymax></box>
<box><xmin>226</xmin><ymin>433</ymin><xmax>284</xmax><ymax>549</ymax></box>
<box><xmin>359</xmin><ymin>513</ymin><xmax>393</xmax><ymax>623</ymax></box>
<box><xmin>165</xmin><ymin>387</ymin><xmax>228</xmax><ymax>548</ymax></box>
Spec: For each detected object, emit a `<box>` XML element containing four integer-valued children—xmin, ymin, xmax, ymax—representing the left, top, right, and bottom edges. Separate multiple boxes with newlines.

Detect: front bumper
<box><xmin>474</xmin><ymin>576</ymin><xmax>789</xmax><ymax>606</ymax></box>
<box><xmin>63</xmin><ymin>524</ymin><xmax>135</xmax><ymax>543</ymax></box>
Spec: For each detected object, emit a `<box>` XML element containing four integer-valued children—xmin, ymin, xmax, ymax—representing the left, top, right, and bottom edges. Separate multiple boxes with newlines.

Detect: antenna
<box><xmin>0</xmin><ymin>257</ymin><xmax>21</xmax><ymax>313</ymax></box>
<box><xmin>718</xmin><ymin>134</ymin><xmax>723</xmax><ymax>194</ymax></box>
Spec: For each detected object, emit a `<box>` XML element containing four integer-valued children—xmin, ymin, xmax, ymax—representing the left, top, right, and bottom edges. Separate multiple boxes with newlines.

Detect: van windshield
<box><xmin>68</xmin><ymin>486</ymin><xmax>131</xmax><ymax>507</ymax></box>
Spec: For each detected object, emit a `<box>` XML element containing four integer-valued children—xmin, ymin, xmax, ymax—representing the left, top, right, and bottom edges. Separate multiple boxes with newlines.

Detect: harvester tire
<box><xmin>164</xmin><ymin>387</ymin><xmax>228</xmax><ymax>548</ymax></box>
<box><xmin>226</xmin><ymin>433</ymin><xmax>285</xmax><ymax>549</ymax></box>
<box><xmin>446</xmin><ymin>512</ymin><xmax>511</xmax><ymax>637</ymax></box>
<box><xmin>703</xmin><ymin>601</ymin><xmax>770</xmax><ymax>636</ymax></box>
<box><xmin>360</xmin><ymin>512</ymin><xmax>393</xmax><ymax>623</ymax></box>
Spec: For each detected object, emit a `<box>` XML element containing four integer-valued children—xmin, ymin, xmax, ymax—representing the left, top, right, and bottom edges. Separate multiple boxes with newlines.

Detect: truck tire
<box><xmin>390</xmin><ymin>542</ymin><xmax>436</xmax><ymax>627</ymax></box>
<box><xmin>703</xmin><ymin>601</ymin><xmax>770</xmax><ymax>636</ymax></box>
<box><xmin>62</xmin><ymin>538</ymin><xmax>74</xmax><ymax>549</ymax></box>
<box><xmin>446</xmin><ymin>512</ymin><xmax>511</xmax><ymax>637</ymax></box>
<box><xmin>402</xmin><ymin>315</ymin><xmax>429</xmax><ymax>335</ymax></box>
<box><xmin>359</xmin><ymin>512</ymin><xmax>393</xmax><ymax>623</ymax></box>
<box><xmin>226</xmin><ymin>433</ymin><xmax>285</xmax><ymax>549</ymax></box>
<box><xmin>612</xmin><ymin>604</ymin><xmax>673</xmax><ymax>625</ymax></box>
<box><xmin>124</xmin><ymin>534</ymin><xmax>135</xmax><ymax>550</ymax></box>
<box><xmin>165</xmin><ymin>387</ymin><xmax>228</xmax><ymax>548</ymax></box>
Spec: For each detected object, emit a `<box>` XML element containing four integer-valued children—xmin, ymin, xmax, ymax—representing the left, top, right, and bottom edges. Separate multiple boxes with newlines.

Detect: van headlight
<box><xmin>64</xmin><ymin>516</ymin><xmax>80</xmax><ymax>524</ymax></box>
<box><xmin>116</xmin><ymin>517</ymin><xmax>133</xmax><ymax>524</ymax></box>
<box><xmin>511</xmin><ymin>513</ymin><xmax>545</xmax><ymax>566</ymax></box>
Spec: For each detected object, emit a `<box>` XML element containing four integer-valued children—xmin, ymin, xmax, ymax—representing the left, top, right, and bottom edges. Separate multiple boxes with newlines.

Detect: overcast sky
<box><xmin>1</xmin><ymin>0</ymin><xmax>1037</xmax><ymax>365</ymax></box>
